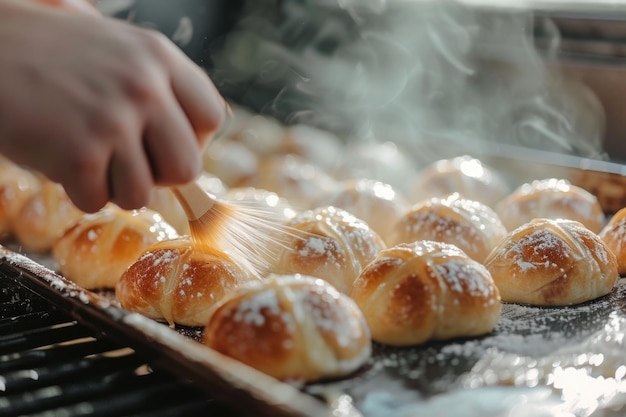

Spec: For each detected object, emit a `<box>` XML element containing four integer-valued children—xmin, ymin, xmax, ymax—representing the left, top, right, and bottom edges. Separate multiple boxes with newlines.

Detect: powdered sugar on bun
<box><xmin>410</xmin><ymin>155</ymin><xmax>510</xmax><ymax>207</ymax></box>
<box><xmin>203</xmin><ymin>274</ymin><xmax>371</xmax><ymax>382</ymax></box>
<box><xmin>116</xmin><ymin>236</ymin><xmax>253</xmax><ymax>327</ymax></box>
<box><xmin>485</xmin><ymin>218</ymin><xmax>617</xmax><ymax>306</ymax></box>
<box><xmin>314</xmin><ymin>178</ymin><xmax>409</xmax><ymax>245</ymax></box>
<box><xmin>269</xmin><ymin>206</ymin><xmax>386</xmax><ymax>294</ymax></box>
<box><xmin>387</xmin><ymin>193</ymin><xmax>508</xmax><ymax>262</ymax></box>
<box><xmin>496</xmin><ymin>178</ymin><xmax>606</xmax><ymax>234</ymax></box>
<box><xmin>350</xmin><ymin>241</ymin><xmax>501</xmax><ymax>346</ymax></box>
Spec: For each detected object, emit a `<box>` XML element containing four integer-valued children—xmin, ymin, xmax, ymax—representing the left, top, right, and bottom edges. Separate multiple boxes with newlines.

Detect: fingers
<box><xmin>143</xmin><ymin>88</ymin><xmax>202</xmax><ymax>187</ymax></box>
<box><xmin>168</xmin><ymin>46</ymin><xmax>227</xmax><ymax>149</ymax></box>
<box><xmin>108</xmin><ymin>139</ymin><xmax>154</xmax><ymax>210</ymax></box>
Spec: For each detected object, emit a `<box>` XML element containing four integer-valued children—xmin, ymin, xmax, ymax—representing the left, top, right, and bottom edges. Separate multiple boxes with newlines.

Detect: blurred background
<box><xmin>95</xmin><ymin>0</ymin><xmax>626</xmax><ymax>164</ymax></box>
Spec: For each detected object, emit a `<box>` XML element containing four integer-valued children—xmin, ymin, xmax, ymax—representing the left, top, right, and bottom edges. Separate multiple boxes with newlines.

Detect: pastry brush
<box><xmin>172</xmin><ymin>182</ymin><xmax>295</xmax><ymax>279</ymax></box>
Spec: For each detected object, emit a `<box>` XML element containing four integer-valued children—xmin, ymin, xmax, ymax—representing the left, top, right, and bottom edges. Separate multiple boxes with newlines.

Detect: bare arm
<box><xmin>0</xmin><ymin>0</ymin><xmax>225</xmax><ymax>212</ymax></box>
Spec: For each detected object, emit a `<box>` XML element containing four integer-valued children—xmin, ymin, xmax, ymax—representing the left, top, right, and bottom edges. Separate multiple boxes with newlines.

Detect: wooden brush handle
<box><xmin>172</xmin><ymin>182</ymin><xmax>217</xmax><ymax>221</ymax></box>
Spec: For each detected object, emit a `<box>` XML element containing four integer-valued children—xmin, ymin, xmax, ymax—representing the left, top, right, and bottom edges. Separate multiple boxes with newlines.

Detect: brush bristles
<box><xmin>187</xmin><ymin>199</ymin><xmax>300</xmax><ymax>279</ymax></box>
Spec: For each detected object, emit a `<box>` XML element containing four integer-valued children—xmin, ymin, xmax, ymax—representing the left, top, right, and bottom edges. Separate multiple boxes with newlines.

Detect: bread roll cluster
<box><xmin>2</xmin><ymin>103</ymin><xmax>623</xmax><ymax>384</ymax></box>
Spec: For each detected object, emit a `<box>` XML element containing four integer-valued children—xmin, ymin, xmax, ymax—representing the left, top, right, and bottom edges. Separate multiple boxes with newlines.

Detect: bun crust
<box><xmin>203</xmin><ymin>274</ymin><xmax>371</xmax><ymax>382</ymax></box>
<box><xmin>599</xmin><ymin>207</ymin><xmax>626</xmax><ymax>275</ymax></box>
<box><xmin>496</xmin><ymin>178</ymin><xmax>605</xmax><ymax>233</ymax></box>
<box><xmin>13</xmin><ymin>180</ymin><xmax>83</xmax><ymax>253</ymax></box>
<box><xmin>350</xmin><ymin>241</ymin><xmax>501</xmax><ymax>346</ymax></box>
<box><xmin>410</xmin><ymin>155</ymin><xmax>510</xmax><ymax>207</ymax></box>
<box><xmin>0</xmin><ymin>162</ymin><xmax>40</xmax><ymax>238</ymax></box>
<box><xmin>485</xmin><ymin>218</ymin><xmax>618</xmax><ymax>305</ymax></box>
<box><xmin>387</xmin><ymin>194</ymin><xmax>508</xmax><ymax>262</ymax></box>
<box><xmin>270</xmin><ymin>206</ymin><xmax>386</xmax><ymax>294</ymax></box>
<box><xmin>315</xmin><ymin>179</ymin><xmax>409</xmax><ymax>245</ymax></box>
<box><xmin>52</xmin><ymin>206</ymin><xmax>178</xmax><ymax>289</ymax></box>
<box><xmin>116</xmin><ymin>236</ymin><xmax>253</xmax><ymax>327</ymax></box>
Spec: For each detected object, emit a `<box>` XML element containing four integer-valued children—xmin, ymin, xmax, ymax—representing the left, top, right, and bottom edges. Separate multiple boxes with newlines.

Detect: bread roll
<box><xmin>350</xmin><ymin>241</ymin><xmax>501</xmax><ymax>346</ymax></box>
<box><xmin>238</xmin><ymin>154</ymin><xmax>338</xmax><ymax>210</ymax></box>
<box><xmin>314</xmin><ymin>178</ymin><xmax>409</xmax><ymax>245</ymax></box>
<box><xmin>270</xmin><ymin>206</ymin><xmax>386</xmax><ymax>294</ymax></box>
<box><xmin>598</xmin><ymin>207</ymin><xmax>626</xmax><ymax>275</ymax></box>
<box><xmin>387</xmin><ymin>193</ymin><xmax>508</xmax><ymax>262</ymax></box>
<box><xmin>202</xmin><ymin>139</ymin><xmax>259</xmax><ymax>188</ymax></box>
<box><xmin>224</xmin><ymin>187</ymin><xmax>297</xmax><ymax>222</ymax></box>
<box><xmin>13</xmin><ymin>179</ymin><xmax>84</xmax><ymax>253</ymax></box>
<box><xmin>410</xmin><ymin>155</ymin><xmax>510</xmax><ymax>207</ymax></box>
<box><xmin>281</xmin><ymin>124</ymin><xmax>343</xmax><ymax>170</ymax></box>
<box><xmin>334</xmin><ymin>141</ymin><xmax>417</xmax><ymax>197</ymax></box>
<box><xmin>496</xmin><ymin>178</ymin><xmax>605</xmax><ymax>234</ymax></box>
<box><xmin>53</xmin><ymin>205</ymin><xmax>178</xmax><ymax>289</ymax></box>
<box><xmin>0</xmin><ymin>161</ymin><xmax>41</xmax><ymax>238</ymax></box>
<box><xmin>203</xmin><ymin>274</ymin><xmax>371</xmax><ymax>382</ymax></box>
<box><xmin>484</xmin><ymin>218</ymin><xmax>618</xmax><ymax>306</ymax></box>
<box><xmin>116</xmin><ymin>236</ymin><xmax>253</xmax><ymax>327</ymax></box>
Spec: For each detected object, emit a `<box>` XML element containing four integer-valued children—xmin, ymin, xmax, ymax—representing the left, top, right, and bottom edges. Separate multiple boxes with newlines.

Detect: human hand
<box><xmin>0</xmin><ymin>0</ymin><xmax>225</xmax><ymax>212</ymax></box>
<box><xmin>28</xmin><ymin>0</ymin><xmax>100</xmax><ymax>16</ymax></box>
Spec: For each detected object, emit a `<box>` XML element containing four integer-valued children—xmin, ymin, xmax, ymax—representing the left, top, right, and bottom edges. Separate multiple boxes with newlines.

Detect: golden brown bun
<box><xmin>334</xmin><ymin>141</ymin><xmax>417</xmax><ymax>197</ymax></box>
<box><xmin>350</xmin><ymin>241</ymin><xmax>501</xmax><ymax>346</ymax></box>
<box><xmin>224</xmin><ymin>187</ymin><xmax>297</xmax><ymax>222</ymax></box>
<box><xmin>270</xmin><ymin>206</ymin><xmax>386</xmax><ymax>294</ymax></box>
<box><xmin>53</xmin><ymin>206</ymin><xmax>178</xmax><ymax>289</ymax></box>
<box><xmin>116</xmin><ymin>236</ymin><xmax>253</xmax><ymax>327</ymax></box>
<box><xmin>387</xmin><ymin>194</ymin><xmax>508</xmax><ymax>263</ymax></box>
<box><xmin>0</xmin><ymin>161</ymin><xmax>41</xmax><ymax>238</ymax></box>
<box><xmin>410</xmin><ymin>155</ymin><xmax>510</xmax><ymax>207</ymax></box>
<box><xmin>13</xmin><ymin>180</ymin><xmax>84</xmax><ymax>253</ymax></box>
<box><xmin>203</xmin><ymin>274</ymin><xmax>371</xmax><ymax>382</ymax></box>
<box><xmin>599</xmin><ymin>207</ymin><xmax>626</xmax><ymax>275</ymax></box>
<box><xmin>237</xmin><ymin>154</ymin><xmax>338</xmax><ymax>211</ymax></box>
<box><xmin>202</xmin><ymin>139</ymin><xmax>259</xmax><ymax>188</ymax></box>
<box><xmin>496</xmin><ymin>178</ymin><xmax>605</xmax><ymax>234</ymax></box>
<box><xmin>485</xmin><ymin>218</ymin><xmax>618</xmax><ymax>306</ymax></box>
<box><xmin>280</xmin><ymin>124</ymin><xmax>343</xmax><ymax>170</ymax></box>
<box><xmin>314</xmin><ymin>179</ymin><xmax>410</xmax><ymax>245</ymax></box>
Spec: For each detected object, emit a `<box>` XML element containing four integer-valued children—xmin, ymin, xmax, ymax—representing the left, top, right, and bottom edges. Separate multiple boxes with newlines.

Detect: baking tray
<box><xmin>4</xmin><ymin>146</ymin><xmax>626</xmax><ymax>417</ymax></box>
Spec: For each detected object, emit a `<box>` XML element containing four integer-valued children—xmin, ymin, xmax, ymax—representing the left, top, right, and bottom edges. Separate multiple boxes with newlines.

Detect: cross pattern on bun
<box><xmin>52</xmin><ymin>205</ymin><xmax>178</xmax><ymax>289</ymax></box>
<box><xmin>387</xmin><ymin>193</ymin><xmax>508</xmax><ymax>262</ymax></box>
<box><xmin>350</xmin><ymin>241</ymin><xmax>501</xmax><ymax>346</ymax></box>
<box><xmin>484</xmin><ymin>218</ymin><xmax>618</xmax><ymax>306</ymax></box>
<box><xmin>410</xmin><ymin>155</ymin><xmax>510</xmax><ymax>208</ymax></box>
<box><xmin>314</xmin><ymin>178</ymin><xmax>409</xmax><ymax>245</ymax></box>
<box><xmin>203</xmin><ymin>274</ymin><xmax>371</xmax><ymax>382</ymax></box>
<box><xmin>599</xmin><ymin>207</ymin><xmax>626</xmax><ymax>275</ymax></box>
<box><xmin>116</xmin><ymin>236</ymin><xmax>253</xmax><ymax>327</ymax></box>
<box><xmin>269</xmin><ymin>205</ymin><xmax>386</xmax><ymax>294</ymax></box>
<box><xmin>496</xmin><ymin>178</ymin><xmax>606</xmax><ymax>234</ymax></box>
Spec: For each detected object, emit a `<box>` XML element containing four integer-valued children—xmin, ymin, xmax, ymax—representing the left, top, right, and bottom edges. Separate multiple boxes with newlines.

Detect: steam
<box><xmin>209</xmin><ymin>0</ymin><xmax>607</xmax><ymax>163</ymax></box>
